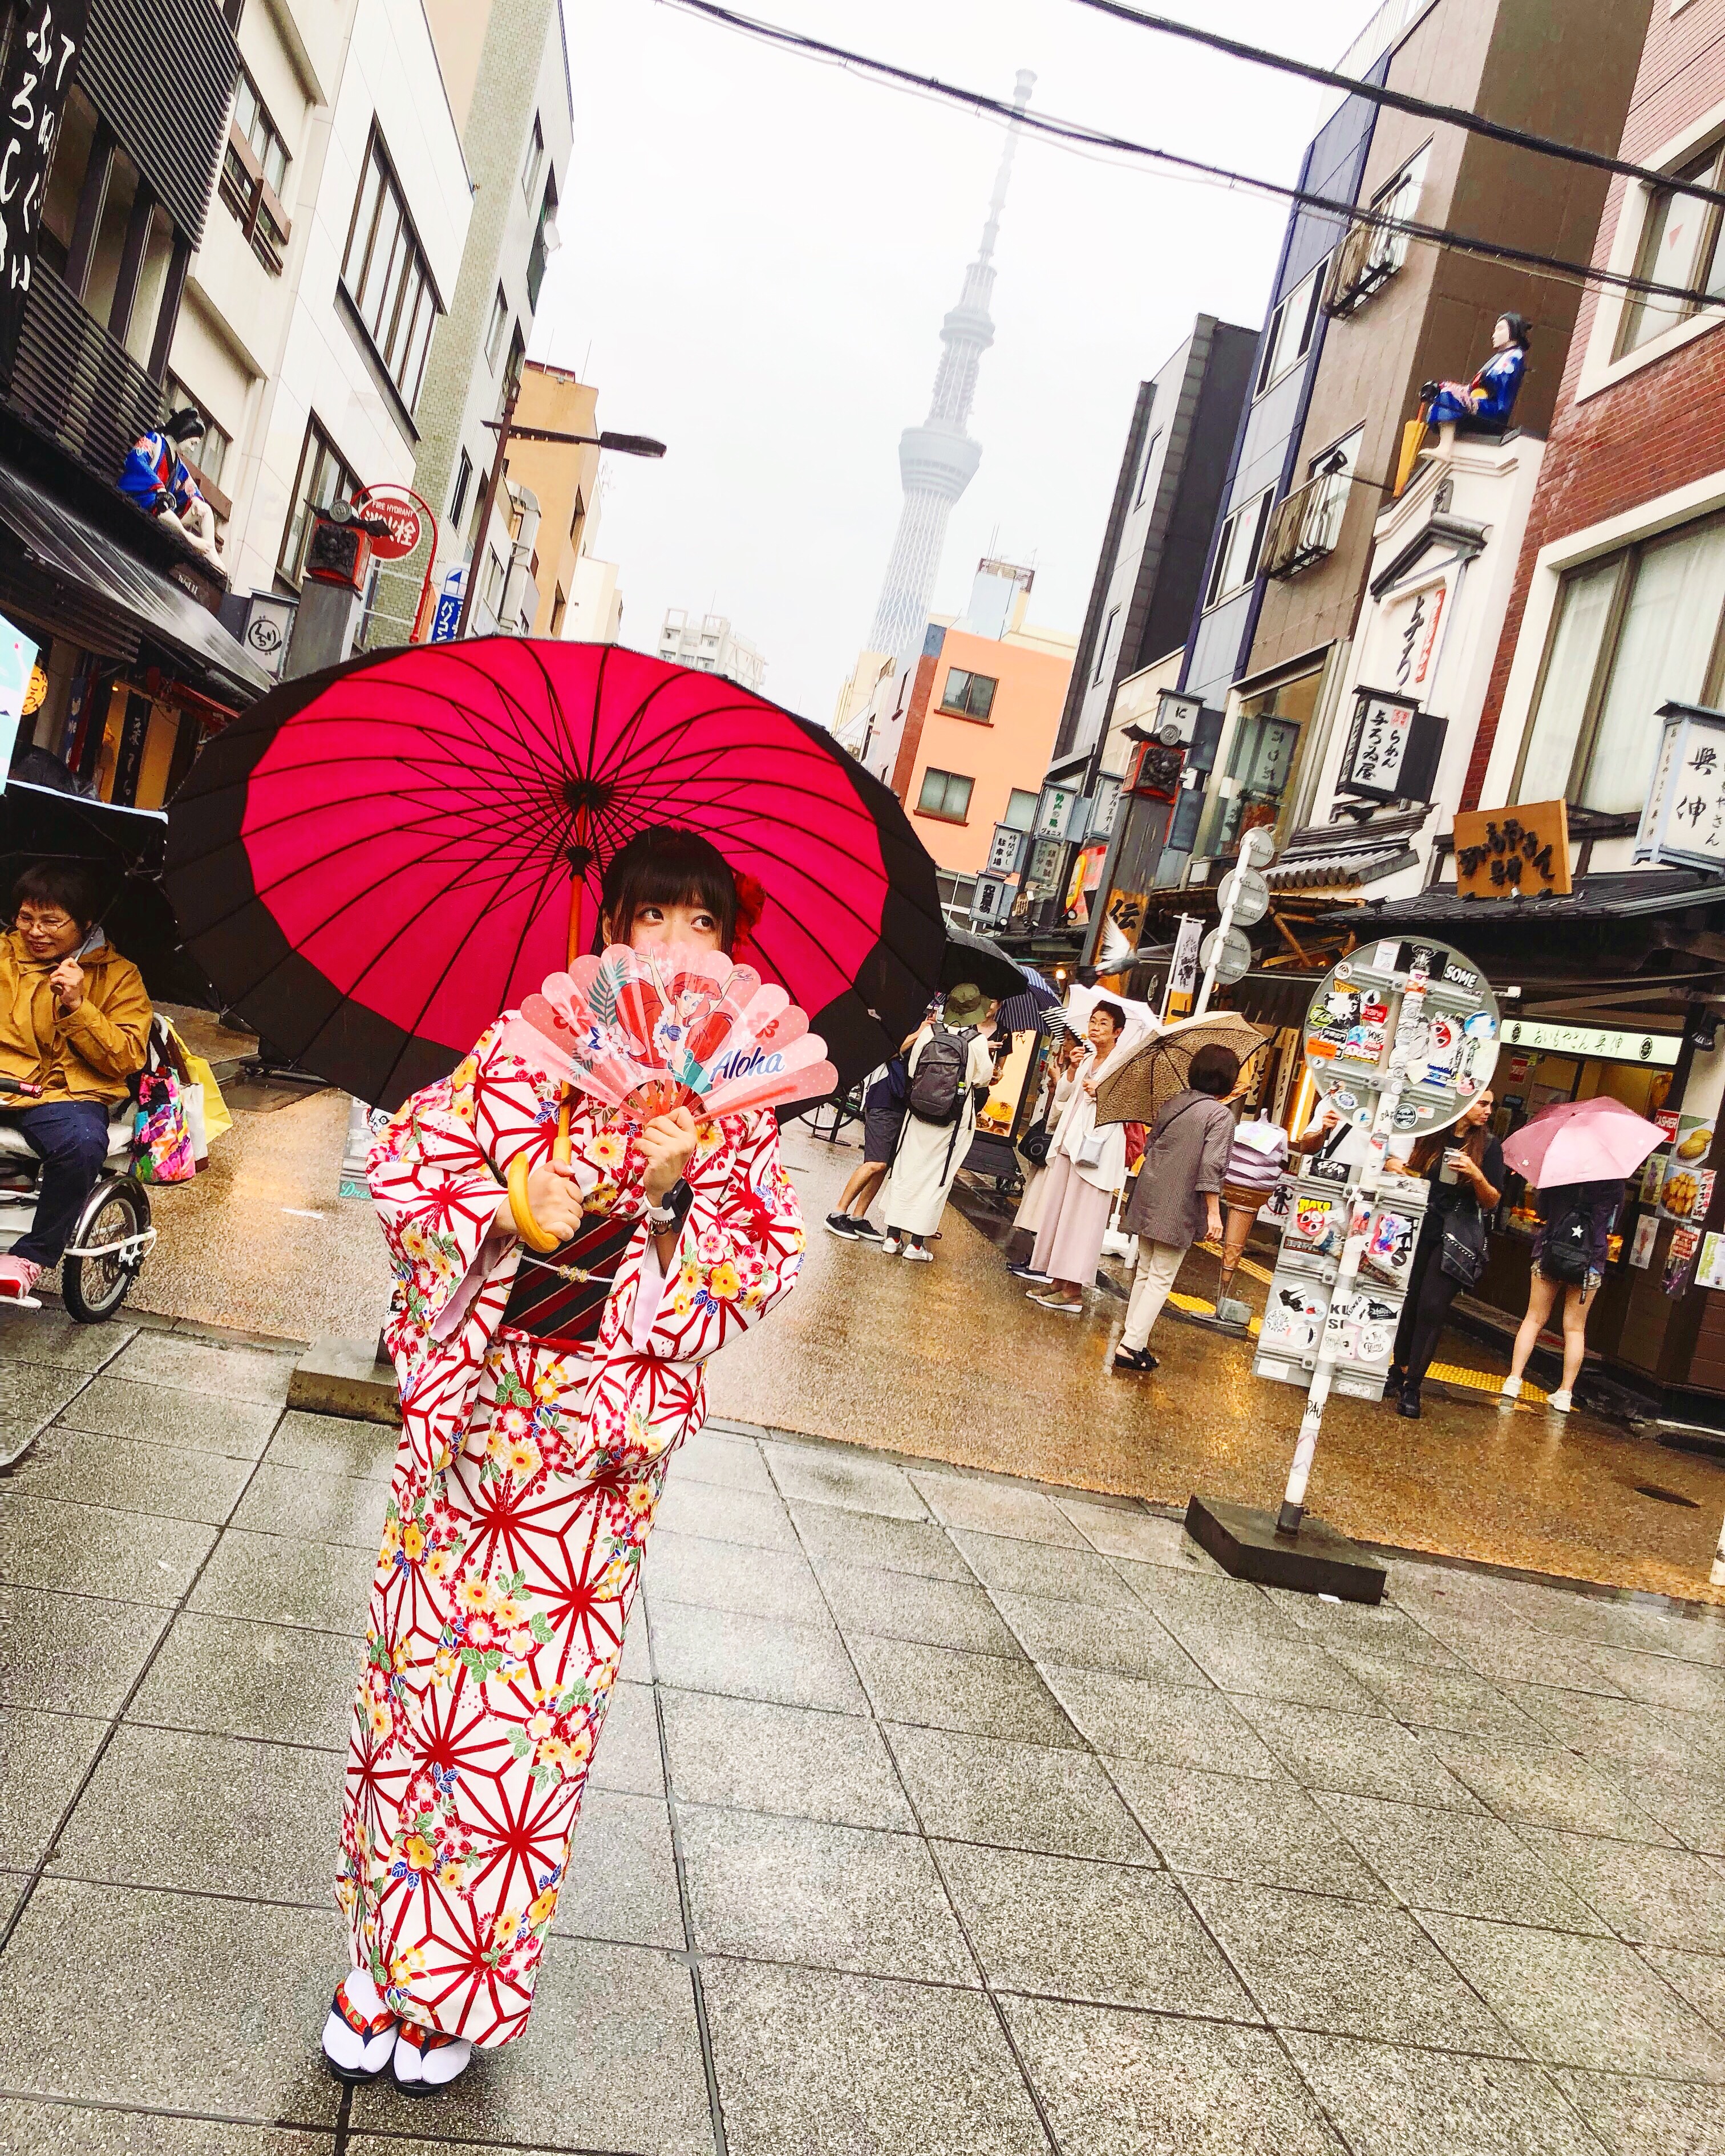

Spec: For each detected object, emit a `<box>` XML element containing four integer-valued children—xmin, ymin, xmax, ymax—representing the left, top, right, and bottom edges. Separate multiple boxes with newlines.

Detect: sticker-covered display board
<box><xmin>1302</xmin><ymin>938</ymin><xmax>1501</xmax><ymax>1146</ymax></box>
<box><xmin>1255</xmin><ymin>938</ymin><xmax>1501</xmax><ymax>1404</ymax></box>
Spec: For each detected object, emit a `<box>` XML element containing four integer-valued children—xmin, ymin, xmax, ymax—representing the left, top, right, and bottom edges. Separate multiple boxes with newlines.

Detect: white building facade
<box><xmin>658</xmin><ymin>610</ymin><xmax>766</xmax><ymax>694</ymax></box>
<box><xmin>167</xmin><ymin>0</ymin><xmax>472</xmax><ymax>621</ymax></box>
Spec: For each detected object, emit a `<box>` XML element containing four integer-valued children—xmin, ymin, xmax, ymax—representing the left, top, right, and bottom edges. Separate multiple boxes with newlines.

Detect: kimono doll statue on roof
<box><xmin>321</xmin><ymin>824</ymin><xmax>817</xmax><ymax>2098</ymax></box>
<box><xmin>1420</xmin><ymin>311</ymin><xmax>1530</xmax><ymax>461</ymax></box>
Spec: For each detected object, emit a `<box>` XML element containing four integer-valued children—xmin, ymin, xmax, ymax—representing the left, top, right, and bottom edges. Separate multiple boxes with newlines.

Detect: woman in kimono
<box><xmin>322</xmin><ymin>827</ymin><xmax>804</xmax><ymax>2094</ymax></box>
<box><xmin>1423</xmin><ymin>313</ymin><xmax>1529</xmax><ymax>455</ymax></box>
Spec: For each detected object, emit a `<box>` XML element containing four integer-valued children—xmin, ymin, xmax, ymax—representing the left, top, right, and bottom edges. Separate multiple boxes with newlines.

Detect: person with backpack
<box><xmin>878</xmin><ymin>983</ymin><xmax>996</xmax><ymax>1259</ymax></box>
<box><xmin>1023</xmin><ymin>1001</ymin><xmax>1130</xmax><ymax>1311</ymax></box>
<box><xmin>1499</xmin><ymin>1175</ymin><xmax>1625</xmax><ymax>1413</ymax></box>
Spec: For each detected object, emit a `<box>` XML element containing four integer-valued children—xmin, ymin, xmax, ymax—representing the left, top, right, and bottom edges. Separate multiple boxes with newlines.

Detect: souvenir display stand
<box><xmin>1186</xmin><ymin>935</ymin><xmax>1500</xmax><ymax>1602</ymax></box>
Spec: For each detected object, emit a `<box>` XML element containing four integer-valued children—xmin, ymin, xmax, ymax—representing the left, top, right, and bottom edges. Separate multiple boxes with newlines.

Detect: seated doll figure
<box><xmin>1422</xmin><ymin>312</ymin><xmax>1529</xmax><ymax>458</ymax></box>
<box><xmin>119</xmin><ymin>407</ymin><xmax>223</xmax><ymax>563</ymax></box>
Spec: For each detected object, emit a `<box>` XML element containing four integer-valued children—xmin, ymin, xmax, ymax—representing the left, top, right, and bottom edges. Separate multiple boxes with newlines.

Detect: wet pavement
<box><xmin>2</xmin><ymin>1307</ymin><xmax>1724</xmax><ymax>2154</ymax></box>
<box><xmin>48</xmin><ymin>1085</ymin><xmax>1725</xmax><ymax>1603</ymax></box>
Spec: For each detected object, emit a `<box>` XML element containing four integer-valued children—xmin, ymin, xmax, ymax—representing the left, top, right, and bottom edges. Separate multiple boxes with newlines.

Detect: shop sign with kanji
<box><xmin>1454</xmin><ymin>800</ymin><xmax>1573</xmax><ymax>898</ymax></box>
<box><xmin>1635</xmin><ymin>702</ymin><xmax>1725</xmax><ymax>872</ymax></box>
<box><xmin>1338</xmin><ymin>687</ymin><xmax>1447</xmax><ymax>804</ymax></box>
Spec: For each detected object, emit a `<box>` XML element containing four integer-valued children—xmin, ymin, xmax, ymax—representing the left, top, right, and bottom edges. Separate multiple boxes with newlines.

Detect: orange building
<box><xmin>878</xmin><ymin>564</ymin><xmax>1075</xmax><ymax>908</ymax></box>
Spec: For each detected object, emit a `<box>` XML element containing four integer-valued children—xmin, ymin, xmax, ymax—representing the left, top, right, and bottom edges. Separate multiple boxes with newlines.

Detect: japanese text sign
<box><xmin>1454</xmin><ymin>801</ymin><xmax>1573</xmax><ymax>898</ymax></box>
<box><xmin>0</xmin><ymin>0</ymin><xmax>88</xmax><ymax>380</ymax></box>
<box><xmin>1634</xmin><ymin>702</ymin><xmax>1725</xmax><ymax>872</ymax></box>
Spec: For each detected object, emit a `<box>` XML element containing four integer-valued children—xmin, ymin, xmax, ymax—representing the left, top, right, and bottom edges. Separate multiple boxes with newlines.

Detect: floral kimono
<box><xmin>338</xmin><ymin>1016</ymin><xmax>804</xmax><ymax>2047</ymax></box>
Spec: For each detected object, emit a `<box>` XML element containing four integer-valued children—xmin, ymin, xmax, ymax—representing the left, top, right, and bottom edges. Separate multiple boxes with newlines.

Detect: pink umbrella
<box><xmin>1501</xmin><ymin>1096</ymin><xmax>1667</xmax><ymax>1188</ymax></box>
<box><xmin>164</xmin><ymin>640</ymin><xmax>945</xmax><ymax>1108</ymax></box>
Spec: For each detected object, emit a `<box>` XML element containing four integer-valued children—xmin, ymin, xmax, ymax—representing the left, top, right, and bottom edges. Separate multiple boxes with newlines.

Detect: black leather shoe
<box><xmin>1398</xmin><ymin>1391</ymin><xmax>1422</xmax><ymax>1419</ymax></box>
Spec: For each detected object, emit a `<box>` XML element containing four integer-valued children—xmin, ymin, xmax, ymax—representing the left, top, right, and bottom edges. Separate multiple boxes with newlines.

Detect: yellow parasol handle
<box><xmin>508</xmin><ymin>1092</ymin><xmax>574</xmax><ymax>1252</ymax></box>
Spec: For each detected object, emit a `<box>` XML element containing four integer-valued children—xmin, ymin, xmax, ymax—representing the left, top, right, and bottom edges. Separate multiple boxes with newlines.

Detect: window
<box><xmin>1133</xmin><ymin>428</ymin><xmax>1162</xmax><ymax>510</ymax></box>
<box><xmin>1204</xmin><ymin>488</ymin><xmax>1274</xmax><ymax>609</ymax></box>
<box><xmin>917</xmin><ymin>767</ymin><xmax>974</xmax><ymax>822</ymax></box>
<box><xmin>521</xmin><ymin>114</ymin><xmax>545</xmax><ymax>202</ymax></box>
<box><xmin>278</xmin><ymin>415</ymin><xmax>360</xmax><ymax>584</ymax></box>
<box><xmin>341</xmin><ymin>129</ymin><xmax>442</xmax><ymax>414</ymax></box>
<box><xmin>1619</xmin><ymin>146</ymin><xmax>1725</xmax><ymax>355</ymax></box>
<box><xmin>485</xmin><ymin>285</ymin><xmax>508</xmax><ymax>370</ymax></box>
<box><xmin>1328</xmin><ymin>147</ymin><xmax>1429</xmax><ymax>315</ymax></box>
<box><xmin>1003</xmin><ymin>787</ymin><xmax>1038</xmax><ymax>831</ymax></box>
<box><xmin>449</xmin><ymin>449</ymin><xmax>473</xmax><ymax>533</ymax></box>
<box><xmin>220</xmin><ymin>68</ymin><xmax>291</xmax><ymax>271</ymax></box>
<box><xmin>503</xmin><ymin>323</ymin><xmax>525</xmax><ymax>411</ymax></box>
<box><xmin>1516</xmin><ymin>517</ymin><xmax>1725</xmax><ymax>813</ymax></box>
<box><xmin>938</xmin><ymin>668</ymin><xmax>997</xmax><ymax>720</ymax></box>
<box><xmin>160</xmin><ymin>376</ymin><xmax>232</xmax><ymax>499</ymax></box>
<box><xmin>1094</xmin><ymin>606</ymin><xmax>1120</xmax><ymax>686</ymax></box>
<box><xmin>1255</xmin><ymin>260</ymin><xmax>1327</xmax><ymax>397</ymax></box>
<box><xmin>569</xmin><ymin>489</ymin><xmax>586</xmax><ymax>544</ymax></box>
<box><xmin>527</xmin><ymin>175</ymin><xmax>557</xmax><ymax>312</ymax></box>
<box><xmin>480</xmin><ymin>546</ymin><xmax>506</xmax><ymax>615</ymax></box>
<box><xmin>1206</xmin><ymin>667</ymin><xmax>1324</xmax><ymax>856</ymax></box>
<box><xmin>550</xmin><ymin>583</ymin><xmax>567</xmax><ymax>636</ymax></box>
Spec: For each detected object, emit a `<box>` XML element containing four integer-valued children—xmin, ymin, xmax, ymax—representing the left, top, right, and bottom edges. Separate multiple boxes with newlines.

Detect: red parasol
<box><xmin>164</xmin><ymin>640</ymin><xmax>944</xmax><ymax>1108</ymax></box>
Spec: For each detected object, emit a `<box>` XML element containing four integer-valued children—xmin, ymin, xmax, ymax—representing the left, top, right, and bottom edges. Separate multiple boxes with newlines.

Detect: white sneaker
<box><xmin>880</xmin><ymin>1236</ymin><xmax>902</xmax><ymax>1255</ymax></box>
<box><xmin>1547</xmin><ymin>1388</ymin><xmax>1573</xmax><ymax>1413</ymax></box>
<box><xmin>321</xmin><ymin>1969</ymin><xmax>398</xmax><ymax>2085</ymax></box>
<box><xmin>391</xmin><ymin>2020</ymin><xmax>473</xmax><ymax>2095</ymax></box>
<box><xmin>1499</xmin><ymin>1376</ymin><xmax>1521</xmax><ymax>1401</ymax></box>
<box><xmin>901</xmin><ymin>1243</ymin><xmax>933</xmax><ymax>1262</ymax></box>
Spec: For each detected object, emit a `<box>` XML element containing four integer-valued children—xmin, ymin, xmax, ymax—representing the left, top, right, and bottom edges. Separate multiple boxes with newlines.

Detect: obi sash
<box><xmin>501</xmin><ymin>1209</ymin><xmax>642</xmax><ymax>1348</ymax></box>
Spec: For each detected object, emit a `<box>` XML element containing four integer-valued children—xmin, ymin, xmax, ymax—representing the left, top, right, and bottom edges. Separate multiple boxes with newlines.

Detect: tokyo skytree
<box><xmin>867</xmin><ymin>71</ymin><xmax>1035</xmax><ymax>671</ymax></box>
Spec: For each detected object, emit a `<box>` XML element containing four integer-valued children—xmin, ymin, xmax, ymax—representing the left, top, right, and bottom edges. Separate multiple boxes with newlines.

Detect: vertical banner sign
<box><xmin>0</xmin><ymin>0</ymin><xmax>88</xmax><ymax>381</ymax></box>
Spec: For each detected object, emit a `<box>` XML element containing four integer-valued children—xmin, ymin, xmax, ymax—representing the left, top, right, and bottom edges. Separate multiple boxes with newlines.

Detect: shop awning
<box><xmin>1357</xmin><ymin>869</ymin><xmax>1725</xmax><ymax>930</ymax></box>
<box><xmin>0</xmin><ymin>461</ymin><xmax>273</xmax><ymax>699</ymax></box>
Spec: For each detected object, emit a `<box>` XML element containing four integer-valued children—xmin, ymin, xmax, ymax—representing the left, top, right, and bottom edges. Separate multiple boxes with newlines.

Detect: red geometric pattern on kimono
<box><xmin>337</xmin><ymin>1017</ymin><xmax>804</xmax><ymax>2045</ymax></box>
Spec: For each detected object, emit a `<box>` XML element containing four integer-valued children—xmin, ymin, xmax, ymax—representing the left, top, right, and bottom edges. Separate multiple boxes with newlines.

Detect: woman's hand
<box><xmin>1205</xmin><ymin>1201</ymin><xmax>1224</xmax><ymax>1243</ymax></box>
<box><xmin>639</xmin><ymin>1105</ymin><xmax>699</xmax><ymax>1205</ymax></box>
<box><xmin>497</xmin><ymin>1158</ymin><xmax>585</xmax><ymax>1243</ymax></box>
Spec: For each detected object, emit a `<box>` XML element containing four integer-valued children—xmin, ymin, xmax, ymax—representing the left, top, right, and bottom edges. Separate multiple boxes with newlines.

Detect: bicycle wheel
<box><xmin>62</xmin><ymin>1179</ymin><xmax>149</xmax><ymax>1323</ymax></box>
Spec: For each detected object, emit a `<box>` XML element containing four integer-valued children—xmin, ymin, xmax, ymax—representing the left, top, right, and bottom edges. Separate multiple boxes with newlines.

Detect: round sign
<box><xmin>357</xmin><ymin>487</ymin><xmax>423</xmax><ymax>562</ymax></box>
<box><xmin>1302</xmin><ymin>939</ymin><xmax>1500</xmax><ymax>1141</ymax></box>
<box><xmin>1200</xmin><ymin>925</ymin><xmax>1252</xmax><ymax>986</ymax></box>
<box><xmin>1217</xmin><ymin>864</ymin><xmax>1270</xmax><ymax>928</ymax></box>
<box><xmin>1240</xmin><ymin>825</ymin><xmax>1277</xmax><ymax>871</ymax></box>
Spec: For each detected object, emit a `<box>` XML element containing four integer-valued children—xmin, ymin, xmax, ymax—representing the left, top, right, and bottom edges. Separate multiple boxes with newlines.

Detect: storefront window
<box><xmin>1208</xmin><ymin>668</ymin><xmax>1322</xmax><ymax>854</ymax></box>
<box><xmin>1517</xmin><ymin>516</ymin><xmax>1725</xmax><ymax>813</ymax></box>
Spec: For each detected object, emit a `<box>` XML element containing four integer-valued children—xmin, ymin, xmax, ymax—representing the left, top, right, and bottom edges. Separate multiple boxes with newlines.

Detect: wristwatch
<box><xmin>644</xmin><ymin>1178</ymin><xmax>691</xmax><ymax>1234</ymax></box>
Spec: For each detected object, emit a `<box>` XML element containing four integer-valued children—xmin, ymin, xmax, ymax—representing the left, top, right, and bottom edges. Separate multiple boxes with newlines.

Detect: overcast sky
<box><xmin>539</xmin><ymin>0</ymin><xmax>1384</xmax><ymax>721</ymax></box>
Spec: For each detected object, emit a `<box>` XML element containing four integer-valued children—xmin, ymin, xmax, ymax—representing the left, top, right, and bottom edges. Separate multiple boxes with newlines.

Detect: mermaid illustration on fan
<box><xmin>1422</xmin><ymin>311</ymin><xmax>1529</xmax><ymax>458</ymax></box>
<box><xmin>323</xmin><ymin>827</ymin><xmax>823</xmax><ymax>2094</ymax></box>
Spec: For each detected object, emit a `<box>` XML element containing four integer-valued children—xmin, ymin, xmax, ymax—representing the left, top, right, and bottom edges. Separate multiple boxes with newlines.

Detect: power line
<box><xmin>657</xmin><ymin>0</ymin><xmax>1724</xmax><ymax>314</ymax></box>
<box><xmin>1066</xmin><ymin>0</ymin><xmax>1725</xmax><ymax>216</ymax></box>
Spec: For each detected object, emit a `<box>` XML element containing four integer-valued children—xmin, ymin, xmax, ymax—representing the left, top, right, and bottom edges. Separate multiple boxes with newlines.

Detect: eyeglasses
<box><xmin>15</xmin><ymin>910</ymin><xmax>75</xmax><ymax>934</ymax></box>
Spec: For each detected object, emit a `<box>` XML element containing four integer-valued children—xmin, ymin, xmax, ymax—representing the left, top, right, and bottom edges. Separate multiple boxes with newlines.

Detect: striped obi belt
<box><xmin>501</xmin><ymin>1208</ymin><xmax>643</xmax><ymax>1349</ymax></box>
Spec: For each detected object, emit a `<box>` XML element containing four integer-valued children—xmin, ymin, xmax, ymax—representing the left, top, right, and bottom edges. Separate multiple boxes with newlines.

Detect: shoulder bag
<box><xmin>1438</xmin><ymin>1194</ymin><xmax>1489</xmax><ymax>1289</ymax></box>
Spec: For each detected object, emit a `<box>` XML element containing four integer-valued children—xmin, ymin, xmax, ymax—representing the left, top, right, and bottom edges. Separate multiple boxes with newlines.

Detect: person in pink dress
<box><xmin>322</xmin><ymin>827</ymin><xmax>805</xmax><ymax>2095</ymax></box>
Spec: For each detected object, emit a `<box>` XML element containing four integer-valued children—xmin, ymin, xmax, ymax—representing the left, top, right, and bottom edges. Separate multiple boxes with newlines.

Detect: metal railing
<box><xmin>3</xmin><ymin>262</ymin><xmax>161</xmax><ymax>485</ymax></box>
<box><xmin>1260</xmin><ymin>463</ymin><xmax>1351</xmax><ymax>580</ymax></box>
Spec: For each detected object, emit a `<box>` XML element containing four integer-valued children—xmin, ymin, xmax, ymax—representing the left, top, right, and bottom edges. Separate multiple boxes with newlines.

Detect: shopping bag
<box><xmin>134</xmin><ymin>1067</ymin><xmax>196</xmax><ymax>1183</ymax></box>
<box><xmin>164</xmin><ymin>1023</ymin><xmax>233</xmax><ymax>1145</ymax></box>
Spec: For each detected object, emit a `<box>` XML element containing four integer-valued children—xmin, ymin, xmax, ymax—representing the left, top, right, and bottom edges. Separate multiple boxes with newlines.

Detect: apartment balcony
<box><xmin>2</xmin><ymin>261</ymin><xmax>161</xmax><ymax>488</ymax></box>
<box><xmin>1260</xmin><ymin>463</ymin><xmax>1351</xmax><ymax>581</ymax></box>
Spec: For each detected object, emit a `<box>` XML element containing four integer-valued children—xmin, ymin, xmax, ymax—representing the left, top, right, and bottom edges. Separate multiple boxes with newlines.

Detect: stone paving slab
<box><xmin>5</xmin><ymin>1326</ymin><xmax>1725</xmax><ymax>2153</ymax></box>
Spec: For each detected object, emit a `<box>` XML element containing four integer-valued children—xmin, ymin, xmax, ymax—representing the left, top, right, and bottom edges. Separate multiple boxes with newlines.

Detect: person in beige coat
<box><xmin>1112</xmin><ymin>1043</ymin><xmax>1239</xmax><ymax>1372</ymax></box>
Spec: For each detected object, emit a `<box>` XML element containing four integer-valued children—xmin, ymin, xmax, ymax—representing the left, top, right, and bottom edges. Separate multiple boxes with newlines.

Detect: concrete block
<box><xmin>286</xmin><ymin>1335</ymin><xmax>399</xmax><ymax>1424</ymax></box>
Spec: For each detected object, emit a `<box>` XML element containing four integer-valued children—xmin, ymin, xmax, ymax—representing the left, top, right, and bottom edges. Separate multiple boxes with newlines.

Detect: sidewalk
<box><xmin>2</xmin><ymin>1306</ymin><xmax>1725</xmax><ymax>2153</ymax></box>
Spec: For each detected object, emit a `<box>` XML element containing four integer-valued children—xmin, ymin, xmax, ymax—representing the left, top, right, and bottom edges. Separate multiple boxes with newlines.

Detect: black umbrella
<box><xmin>941</xmin><ymin>923</ymin><xmax>1030</xmax><ymax>1002</ymax></box>
<box><xmin>3</xmin><ymin>779</ymin><xmax>216</xmax><ymax>1006</ymax></box>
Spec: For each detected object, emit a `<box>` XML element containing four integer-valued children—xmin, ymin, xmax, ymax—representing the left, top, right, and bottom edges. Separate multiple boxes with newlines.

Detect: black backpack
<box><xmin>906</xmin><ymin>1022</ymin><xmax>975</xmax><ymax>1125</ymax></box>
<box><xmin>1542</xmin><ymin>1196</ymin><xmax>1594</xmax><ymax>1284</ymax></box>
